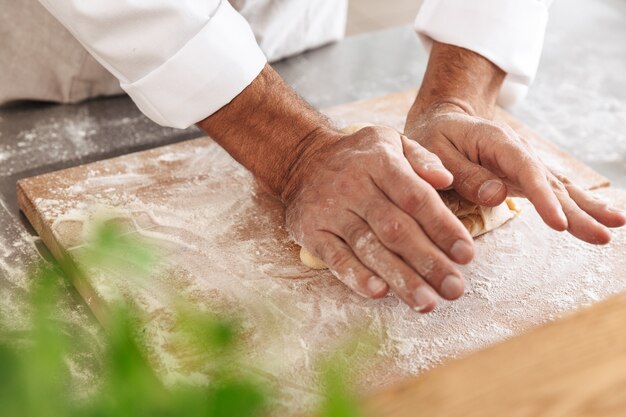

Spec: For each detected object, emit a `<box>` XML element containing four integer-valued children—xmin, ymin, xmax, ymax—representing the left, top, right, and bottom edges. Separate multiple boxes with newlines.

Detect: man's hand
<box><xmin>281</xmin><ymin>125</ymin><xmax>474</xmax><ymax>312</ymax></box>
<box><xmin>405</xmin><ymin>42</ymin><xmax>626</xmax><ymax>244</ymax></box>
<box><xmin>199</xmin><ymin>65</ymin><xmax>475</xmax><ymax>312</ymax></box>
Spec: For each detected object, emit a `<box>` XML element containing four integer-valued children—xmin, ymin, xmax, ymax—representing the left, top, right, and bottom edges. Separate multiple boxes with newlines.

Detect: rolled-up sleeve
<box><xmin>415</xmin><ymin>0</ymin><xmax>553</xmax><ymax>106</ymax></box>
<box><xmin>38</xmin><ymin>0</ymin><xmax>267</xmax><ymax>128</ymax></box>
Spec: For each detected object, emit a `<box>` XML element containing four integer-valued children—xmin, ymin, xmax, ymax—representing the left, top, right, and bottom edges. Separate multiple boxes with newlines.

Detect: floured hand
<box><xmin>281</xmin><ymin>125</ymin><xmax>475</xmax><ymax>313</ymax></box>
<box><xmin>405</xmin><ymin>102</ymin><xmax>626</xmax><ymax>244</ymax></box>
<box><xmin>404</xmin><ymin>41</ymin><xmax>625</xmax><ymax>245</ymax></box>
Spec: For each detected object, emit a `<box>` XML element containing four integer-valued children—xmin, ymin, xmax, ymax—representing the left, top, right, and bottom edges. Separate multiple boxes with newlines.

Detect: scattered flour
<box><xmin>21</xmin><ymin>136</ymin><xmax>626</xmax><ymax>416</ymax></box>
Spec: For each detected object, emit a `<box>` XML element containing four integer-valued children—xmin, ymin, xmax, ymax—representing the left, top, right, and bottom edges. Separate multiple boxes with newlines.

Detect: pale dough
<box><xmin>438</xmin><ymin>190</ymin><xmax>520</xmax><ymax>238</ymax></box>
<box><xmin>299</xmin><ymin>123</ymin><xmax>521</xmax><ymax>270</ymax></box>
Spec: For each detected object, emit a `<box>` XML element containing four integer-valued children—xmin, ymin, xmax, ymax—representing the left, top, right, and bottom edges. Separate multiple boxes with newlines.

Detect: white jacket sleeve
<box><xmin>37</xmin><ymin>0</ymin><xmax>267</xmax><ymax>128</ymax></box>
<box><xmin>415</xmin><ymin>0</ymin><xmax>554</xmax><ymax>107</ymax></box>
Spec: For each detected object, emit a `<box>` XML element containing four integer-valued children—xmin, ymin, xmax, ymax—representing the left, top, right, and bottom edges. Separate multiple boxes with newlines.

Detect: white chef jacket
<box><xmin>416</xmin><ymin>0</ymin><xmax>553</xmax><ymax>107</ymax></box>
<box><xmin>38</xmin><ymin>0</ymin><xmax>552</xmax><ymax>129</ymax></box>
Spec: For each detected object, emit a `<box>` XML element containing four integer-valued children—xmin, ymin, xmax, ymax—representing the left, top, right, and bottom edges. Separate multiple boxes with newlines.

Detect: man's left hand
<box><xmin>405</xmin><ymin>102</ymin><xmax>626</xmax><ymax>244</ymax></box>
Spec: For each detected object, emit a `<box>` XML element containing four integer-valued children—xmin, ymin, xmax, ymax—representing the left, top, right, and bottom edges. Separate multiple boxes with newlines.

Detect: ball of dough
<box><xmin>300</xmin><ymin>247</ymin><xmax>328</xmax><ymax>270</ymax></box>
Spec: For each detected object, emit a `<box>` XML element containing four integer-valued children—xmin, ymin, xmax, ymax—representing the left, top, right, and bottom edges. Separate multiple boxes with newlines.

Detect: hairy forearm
<box><xmin>197</xmin><ymin>64</ymin><xmax>336</xmax><ymax>199</ymax></box>
<box><xmin>410</xmin><ymin>41</ymin><xmax>506</xmax><ymax>118</ymax></box>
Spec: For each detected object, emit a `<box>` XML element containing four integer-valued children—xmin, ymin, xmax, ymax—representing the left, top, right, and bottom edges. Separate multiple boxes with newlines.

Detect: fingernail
<box><xmin>412</xmin><ymin>286</ymin><xmax>435</xmax><ymax>312</ymax></box>
<box><xmin>450</xmin><ymin>240</ymin><xmax>473</xmax><ymax>263</ymax></box>
<box><xmin>367</xmin><ymin>276</ymin><xmax>387</xmax><ymax>295</ymax></box>
<box><xmin>609</xmin><ymin>206</ymin><xmax>625</xmax><ymax>215</ymax></box>
<box><xmin>478</xmin><ymin>180</ymin><xmax>503</xmax><ymax>203</ymax></box>
<box><xmin>440</xmin><ymin>275</ymin><xmax>464</xmax><ymax>299</ymax></box>
<box><xmin>424</xmin><ymin>163</ymin><xmax>448</xmax><ymax>172</ymax></box>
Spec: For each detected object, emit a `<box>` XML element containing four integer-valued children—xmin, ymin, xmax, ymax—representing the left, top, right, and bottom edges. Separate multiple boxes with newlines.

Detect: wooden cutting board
<box><xmin>363</xmin><ymin>288</ymin><xmax>626</xmax><ymax>417</ymax></box>
<box><xmin>17</xmin><ymin>90</ymin><xmax>626</xmax><ymax>414</ymax></box>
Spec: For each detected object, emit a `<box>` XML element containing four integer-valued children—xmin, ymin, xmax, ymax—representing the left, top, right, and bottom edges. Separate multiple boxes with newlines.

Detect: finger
<box><xmin>471</xmin><ymin>129</ymin><xmax>569</xmax><ymax>231</ymax></box>
<box><xmin>562</xmin><ymin>182</ymin><xmax>626</xmax><ymax>228</ymax></box>
<box><xmin>369</xmin><ymin>155</ymin><xmax>475</xmax><ymax>264</ymax></box>
<box><xmin>401</xmin><ymin>135</ymin><xmax>453</xmax><ymax>189</ymax></box>
<box><xmin>552</xmin><ymin>184</ymin><xmax>611</xmax><ymax>244</ymax></box>
<box><xmin>514</xmin><ymin>166</ymin><xmax>568</xmax><ymax>231</ymax></box>
<box><xmin>336</xmin><ymin>215</ymin><xmax>439</xmax><ymax>312</ymax></box>
<box><xmin>311</xmin><ymin>232</ymin><xmax>389</xmax><ymax>298</ymax></box>
<box><xmin>437</xmin><ymin>142</ymin><xmax>509</xmax><ymax>207</ymax></box>
<box><xmin>356</xmin><ymin>196</ymin><xmax>465</xmax><ymax>301</ymax></box>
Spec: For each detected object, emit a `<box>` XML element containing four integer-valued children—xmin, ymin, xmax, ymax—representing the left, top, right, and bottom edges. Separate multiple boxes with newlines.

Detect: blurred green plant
<box><xmin>0</xmin><ymin>221</ymin><xmax>364</xmax><ymax>417</ymax></box>
<box><xmin>317</xmin><ymin>359</ymin><xmax>361</xmax><ymax>417</ymax></box>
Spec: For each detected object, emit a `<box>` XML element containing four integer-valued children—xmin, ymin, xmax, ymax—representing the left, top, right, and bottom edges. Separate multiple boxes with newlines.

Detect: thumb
<box><xmin>444</xmin><ymin>149</ymin><xmax>508</xmax><ymax>206</ymax></box>
<box><xmin>401</xmin><ymin>135</ymin><xmax>453</xmax><ymax>190</ymax></box>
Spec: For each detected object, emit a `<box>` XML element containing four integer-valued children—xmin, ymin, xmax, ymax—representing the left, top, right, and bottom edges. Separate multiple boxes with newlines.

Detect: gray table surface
<box><xmin>1</xmin><ymin>0</ymin><xmax>625</xmax><ymax>391</ymax></box>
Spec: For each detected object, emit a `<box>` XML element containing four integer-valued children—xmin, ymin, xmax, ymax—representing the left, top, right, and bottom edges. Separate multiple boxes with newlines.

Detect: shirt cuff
<box><xmin>415</xmin><ymin>0</ymin><xmax>549</xmax><ymax>106</ymax></box>
<box><xmin>121</xmin><ymin>1</ymin><xmax>267</xmax><ymax>129</ymax></box>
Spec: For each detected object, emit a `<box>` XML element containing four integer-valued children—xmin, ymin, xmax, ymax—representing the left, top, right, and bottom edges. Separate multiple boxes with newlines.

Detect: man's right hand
<box><xmin>280</xmin><ymin>125</ymin><xmax>475</xmax><ymax>313</ymax></box>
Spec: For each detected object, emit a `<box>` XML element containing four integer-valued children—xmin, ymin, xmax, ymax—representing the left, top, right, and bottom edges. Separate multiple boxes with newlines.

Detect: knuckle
<box><xmin>435</xmin><ymin>215</ymin><xmax>465</xmax><ymax>244</ymax></box>
<box><xmin>552</xmin><ymin>171</ymin><xmax>572</xmax><ymax>186</ymax></box>
<box><xmin>325</xmin><ymin>247</ymin><xmax>352</xmax><ymax>271</ymax></box>
<box><xmin>548</xmin><ymin>175</ymin><xmax>568</xmax><ymax>194</ymax></box>
<box><xmin>362</xmin><ymin>200</ymin><xmax>384</xmax><ymax>222</ymax></box>
<box><xmin>384</xmin><ymin>154</ymin><xmax>405</xmax><ymax>171</ymax></box>
<box><xmin>522</xmin><ymin>153</ymin><xmax>541</xmax><ymax>169</ymax></box>
<box><xmin>489</xmin><ymin>123</ymin><xmax>508</xmax><ymax>138</ymax></box>
<box><xmin>359</xmin><ymin>125</ymin><xmax>381</xmax><ymax>136</ymax></box>
<box><xmin>560</xmin><ymin>202</ymin><xmax>578</xmax><ymax>218</ymax></box>
<box><xmin>488</xmin><ymin>122</ymin><xmax>514</xmax><ymax>139</ymax></box>
<box><xmin>486</xmin><ymin>122</ymin><xmax>528</xmax><ymax>149</ymax></box>
<box><xmin>371</xmin><ymin>125</ymin><xmax>397</xmax><ymax>136</ymax></box>
<box><xmin>385</xmin><ymin>269</ymin><xmax>414</xmax><ymax>294</ymax></box>
<box><xmin>416</xmin><ymin>253</ymin><xmax>449</xmax><ymax>282</ymax></box>
<box><xmin>359</xmin><ymin>125</ymin><xmax>397</xmax><ymax>143</ymax></box>
<box><xmin>353</xmin><ymin>230</ymin><xmax>382</xmax><ymax>263</ymax></box>
<box><xmin>400</xmin><ymin>187</ymin><xmax>432</xmax><ymax>215</ymax></box>
<box><xmin>379</xmin><ymin>217</ymin><xmax>408</xmax><ymax>245</ymax></box>
<box><xmin>343</xmin><ymin>221</ymin><xmax>370</xmax><ymax>246</ymax></box>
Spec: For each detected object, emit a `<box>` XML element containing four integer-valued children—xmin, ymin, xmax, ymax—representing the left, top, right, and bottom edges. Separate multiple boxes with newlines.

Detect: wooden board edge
<box><xmin>16</xmin><ymin>179</ymin><xmax>111</xmax><ymax>327</ymax></box>
<box><xmin>361</xmin><ymin>290</ymin><xmax>626</xmax><ymax>417</ymax></box>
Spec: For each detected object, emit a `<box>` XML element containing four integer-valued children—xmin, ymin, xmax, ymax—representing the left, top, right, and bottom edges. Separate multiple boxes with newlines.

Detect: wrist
<box><xmin>410</xmin><ymin>41</ymin><xmax>505</xmax><ymax>120</ymax></box>
<box><xmin>197</xmin><ymin>64</ymin><xmax>338</xmax><ymax>199</ymax></box>
<box><xmin>280</xmin><ymin>127</ymin><xmax>340</xmax><ymax>203</ymax></box>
